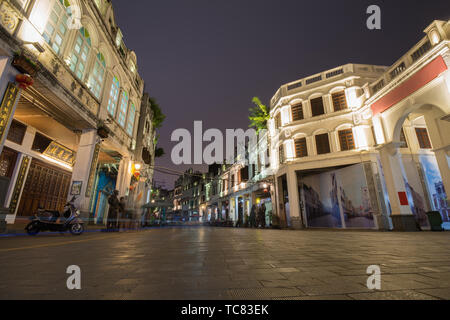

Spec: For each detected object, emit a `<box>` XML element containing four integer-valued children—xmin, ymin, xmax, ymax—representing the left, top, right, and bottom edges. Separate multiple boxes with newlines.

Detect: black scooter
<box><xmin>25</xmin><ymin>197</ymin><xmax>85</xmax><ymax>236</ymax></box>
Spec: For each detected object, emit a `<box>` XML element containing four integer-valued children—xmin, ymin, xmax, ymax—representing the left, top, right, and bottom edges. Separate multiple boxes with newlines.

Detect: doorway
<box><xmin>17</xmin><ymin>158</ymin><xmax>72</xmax><ymax>217</ymax></box>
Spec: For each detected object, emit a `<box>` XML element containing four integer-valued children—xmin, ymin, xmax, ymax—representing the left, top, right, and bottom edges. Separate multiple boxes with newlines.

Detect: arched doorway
<box><xmin>379</xmin><ymin>103</ymin><xmax>450</xmax><ymax>231</ymax></box>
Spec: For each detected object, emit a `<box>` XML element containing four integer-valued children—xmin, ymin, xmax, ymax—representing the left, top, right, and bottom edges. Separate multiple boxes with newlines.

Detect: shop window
<box><xmin>315</xmin><ymin>133</ymin><xmax>330</xmax><ymax>155</ymax></box>
<box><xmin>88</xmin><ymin>53</ymin><xmax>106</xmax><ymax>99</ymax></box>
<box><xmin>291</xmin><ymin>103</ymin><xmax>304</xmax><ymax>121</ymax></box>
<box><xmin>415</xmin><ymin>128</ymin><xmax>432</xmax><ymax>149</ymax></box>
<box><xmin>31</xmin><ymin>132</ymin><xmax>52</xmax><ymax>153</ymax></box>
<box><xmin>117</xmin><ymin>91</ymin><xmax>129</xmax><ymax>127</ymax></box>
<box><xmin>42</xmin><ymin>0</ymin><xmax>71</xmax><ymax>55</ymax></box>
<box><xmin>107</xmin><ymin>76</ymin><xmax>120</xmax><ymax>116</ymax></box>
<box><xmin>69</xmin><ymin>27</ymin><xmax>91</xmax><ymax>80</ymax></box>
<box><xmin>7</xmin><ymin>120</ymin><xmax>27</xmax><ymax>145</ymax></box>
<box><xmin>339</xmin><ymin>129</ymin><xmax>355</xmax><ymax>151</ymax></box>
<box><xmin>311</xmin><ymin>97</ymin><xmax>325</xmax><ymax>117</ymax></box>
<box><xmin>332</xmin><ymin>91</ymin><xmax>348</xmax><ymax>112</ymax></box>
<box><xmin>295</xmin><ymin>138</ymin><xmax>308</xmax><ymax>158</ymax></box>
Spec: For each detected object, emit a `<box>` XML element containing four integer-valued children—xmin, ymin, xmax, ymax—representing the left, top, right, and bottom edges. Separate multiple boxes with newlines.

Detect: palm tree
<box><xmin>248</xmin><ymin>97</ymin><xmax>270</xmax><ymax>133</ymax></box>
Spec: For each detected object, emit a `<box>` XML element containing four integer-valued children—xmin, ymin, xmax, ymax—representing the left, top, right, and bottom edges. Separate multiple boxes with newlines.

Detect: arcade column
<box><xmin>434</xmin><ymin>148</ymin><xmax>450</xmax><ymax>203</ymax></box>
<box><xmin>379</xmin><ymin>143</ymin><xmax>417</xmax><ymax>231</ymax></box>
<box><xmin>286</xmin><ymin>169</ymin><xmax>303</xmax><ymax>229</ymax></box>
<box><xmin>69</xmin><ymin>129</ymin><xmax>101</xmax><ymax>221</ymax></box>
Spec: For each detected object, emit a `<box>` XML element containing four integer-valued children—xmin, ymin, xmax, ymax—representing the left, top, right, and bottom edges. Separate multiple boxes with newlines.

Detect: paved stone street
<box><xmin>1</xmin><ymin>227</ymin><xmax>450</xmax><ymax>300</ymax></box>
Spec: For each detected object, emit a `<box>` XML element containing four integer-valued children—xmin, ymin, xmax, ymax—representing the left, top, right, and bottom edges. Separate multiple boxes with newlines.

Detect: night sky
<box><xmin>112</xmin><ymin>0</ymin><xmax>449</xmax><ymax>189</ymax></box>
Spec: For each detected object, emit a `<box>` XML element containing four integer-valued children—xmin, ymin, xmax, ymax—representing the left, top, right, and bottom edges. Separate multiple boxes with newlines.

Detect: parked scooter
<box><xmin>25</xmin><ymin>197</ymin><xmax>85</xmax><ymax>236</ymax></box>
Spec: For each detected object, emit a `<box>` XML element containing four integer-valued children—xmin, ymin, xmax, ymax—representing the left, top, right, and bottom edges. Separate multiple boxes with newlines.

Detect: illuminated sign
<box><xmin>0</xmin><ymin>82</ymin><xmax>19</xmax><ymax>144</ymax></box>
<box><xmin>44</xmin><ymin>141</ymin><xmax>76</xmax><ymax>166</ymax></box>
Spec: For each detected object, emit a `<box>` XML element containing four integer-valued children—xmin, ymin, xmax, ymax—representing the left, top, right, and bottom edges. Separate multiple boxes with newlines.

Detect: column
<box><xmin>70</xmin><ymin>129</ymin><xmax>100</xmax><ymax>219</ymax></box>
<box><xmin>434</xmin><ymin>149</ymin><xmax>450</xmax><ymax>204</ymax></box>
<box><xmin>116</xmin><ymin>157</ymin><xmax>132</xmax><ymax>197</ymax></box>
<box><xmin>286</xmin><ymin>168</ymin><xmax>303</xmax><ymax>229</ymax></box>
<box><xmin>379</xmin><ymin>143</ymin><xmax>417</xmax><ymax>231</ymax></box>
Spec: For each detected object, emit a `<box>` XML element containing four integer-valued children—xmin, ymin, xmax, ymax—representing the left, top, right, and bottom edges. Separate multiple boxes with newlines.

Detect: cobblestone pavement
<box><xmin>0</xmin><ymin>227</ymin><xmax>450</xmax><ymax>300</ymax></box>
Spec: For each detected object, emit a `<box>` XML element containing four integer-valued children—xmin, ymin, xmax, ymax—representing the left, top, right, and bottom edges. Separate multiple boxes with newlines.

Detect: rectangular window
<box><xmin>31</xmin><ymin>132</ymin><xmax>52</xmax><ymax>153</ymax></box>
<box><xmin>291</xmin><ymin>103</ymin><xmax>304</xmax><ymax>121</ymax></box>
<box><xmin>117</xmin><ymin>91</ymin><xmax>129</xmax><ymax>127</ymax></box>
<box><xmin>415</xmin><ymin>128</ymin><xmax>432</xmax><ymax>149</ymax></box>
<box><xmin>126</xmin><ymin>103</ymin><xmax>136</xmax><ymax>136</ymax></box>
<box><xmin>400</xmin><ymin>128</ymin><xmax>408</xmax><ymax>148</ymax></box>
<box><xmin>279</xmin><ymin>145</ymin><xmax>285</xmax><ymax>164</ymax></box>
<box><xmin>315</xmin><ymin>133</ymin><xmax>330</xmax><ymax>155</ymax></box>
<box><xmin>295</xmin><ymin>138</ymin><xmax>308</xmax><ymax>158</ymax></box>
<box><xmin>310</xmin><ymin>97</ymin><xmax>325</xmax><ymax>117</ymax></box>
<box><xmin>275</xmin><ymin>113</ymin><xmax>281</xmax><ymax>129</ymax></box>
<box><xmin>107</xmin><ymin>77</ymin><xmax>120</xmax><ymax>116</ymax></box>
<box><xmin>338</xmin><ymin>129</ymin><xmax>355</xmax><ymax>151</ymax></box>
<box><xmin>7</xmin><ymin>120</ymin><xmax>27</xmax><ymax>145</ymax></box>
<box><xmin>332</xmin><ymin>91</ymin><xmax>348</xmax><ymax>112</ymax></box>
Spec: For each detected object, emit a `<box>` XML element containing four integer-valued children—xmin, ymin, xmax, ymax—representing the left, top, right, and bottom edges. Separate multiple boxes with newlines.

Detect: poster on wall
<box><xmin>301</xmin><ymin>171</ymin><xmax>343</xmax><ymax>228</ymax></box>
<box><xmin>301</xmin><ymin>163</ymin><xmax>375</xmax><ymax>229</ymax></box>
<box><xmin>420</xmin><ymin>155</ymin><xmax>449</xmax><ymax>224</ymax></box>
<box><xmin>336</xmin><ymin>165</ymin><xmax>375</xmax><ymax>228</ymax></box>
<box><xmin>401</xmin><ymin>158</ymin><xmax>429</xmax><ymax>228</ymax></box>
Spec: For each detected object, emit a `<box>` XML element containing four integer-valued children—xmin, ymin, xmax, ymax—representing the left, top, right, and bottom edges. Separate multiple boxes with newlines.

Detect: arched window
<box><xmin>107</xmin><ymin>76</ymin><xmax>120</xmax><ymax>116</ymax></box>
<box><xmin>42</xmin><ymin>0</ymin><xmax>71</xmax><ymax>54</ymax></box>
<box><xmin>117</xmin><ymin>91</ymin><xmax>129</xmax><ymax>127</ymax></box>
<box><xmin>69</xmin><ymin>27</ymin><xmax>91</xmax><ymax>80</ymax></box>
<box><xmin>126</xmin><ymin>103</ymin><xmax>136</xmax><ymax>136</ymax></box>
<box><xmin>88</xmin><ymin>53</ymin><xmax>106</xmax><ymax>99</ymax></box>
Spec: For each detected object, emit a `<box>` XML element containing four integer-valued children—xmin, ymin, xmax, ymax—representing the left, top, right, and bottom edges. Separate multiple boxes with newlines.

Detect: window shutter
<box><xmin>415</xmin><ymin>128</ymin><xmax>432</xmax><ymax>149</ymax></box>
<box><xmin>315</xmin><ymin>133</ymin><xmax>330</xmax><ymax>155</ymax></box>
<box><xmin>332</xmin><ymin>91</ymin><xmax>348</xmax><ymax>112</ymax></box>
<box><xmin>291</xmin><ymin>103</ymin><xmax>304</xmax><ymax>121</ymax></box>
<box><xmin>311</xmin><ymin>97</ymin><xmax>325</xmax><ymax>117</ymax></box>
<box><xmin>338</xmin><ymin>129</ymin><xmax>355</xmax><ymax>151</ymax></box>
<box><xmin>294</xmin><ymin>138</ymin><xmax>308</xmax><ymax>158</ymax></box>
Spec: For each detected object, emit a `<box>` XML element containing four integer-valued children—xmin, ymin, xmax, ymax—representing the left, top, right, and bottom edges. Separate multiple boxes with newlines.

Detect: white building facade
<box><xmin>269</xmin><ymin>20</ymin><xmax>450</xmax><ymax>231</ymax></box>
<box><xmin>0</xmin><ymin>0</ymin><xmax>148</xmax><ymax>227</ymax></box>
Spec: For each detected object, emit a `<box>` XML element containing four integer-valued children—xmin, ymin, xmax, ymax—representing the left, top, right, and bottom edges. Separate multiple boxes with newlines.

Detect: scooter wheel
<box><xmin>26</xmin><ymin>223</ymin><xmax>40</xmax><ymax>236</ymax></box>
<box><xmin>69</xmin><ymin>223</ymin><xmax>84</xmax><ymax>236</ymax></box>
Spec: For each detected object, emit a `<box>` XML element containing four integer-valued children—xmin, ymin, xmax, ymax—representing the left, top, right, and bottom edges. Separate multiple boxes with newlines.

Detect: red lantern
<box><xmin>15</xmin><ymin>74</ymin><xmax>34</xmax><ymax>89</ymax></box>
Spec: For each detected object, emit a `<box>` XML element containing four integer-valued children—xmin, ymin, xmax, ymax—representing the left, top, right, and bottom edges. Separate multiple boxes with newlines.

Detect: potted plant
<box><xmin>12</xmin><ymin>52</ymin><xmax>38</xmax><ymax>77</ymax></box>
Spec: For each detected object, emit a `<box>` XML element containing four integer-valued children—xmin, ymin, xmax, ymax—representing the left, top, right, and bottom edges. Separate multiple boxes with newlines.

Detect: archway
<box><xmin>388</xmin><ymin>103</ymin><xmax>450</xmax><ymax>230</ymax></box>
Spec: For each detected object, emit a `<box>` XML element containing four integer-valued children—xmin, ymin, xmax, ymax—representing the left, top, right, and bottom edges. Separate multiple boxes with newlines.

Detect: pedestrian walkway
<box><xmin>0</xmin><ymin>227</ymin><xmax>449</xmax><ymax>300</ymax></box>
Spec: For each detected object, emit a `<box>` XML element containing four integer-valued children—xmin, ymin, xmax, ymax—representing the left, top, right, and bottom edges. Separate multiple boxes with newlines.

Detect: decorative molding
<box><xmin>0</xmin><ymin>82</ymin><xmax>19</xmax><ymax>143</ymax></box>
<box><xmin>0</xmin><ymin>1</ymin><xmax>19</xmax><ymax>34</ymax></box>
<box><xmin>9</xmin><ymin>156</ymin><xmax>31</xmax><ymax>215</ymax></box>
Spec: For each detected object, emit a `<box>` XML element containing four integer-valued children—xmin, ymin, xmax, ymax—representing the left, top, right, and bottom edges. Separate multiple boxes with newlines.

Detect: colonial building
<box><xmin>269</xmin><ymin>20</ymin><xmax>450</xmax><ymax>231</ymax></box>
<box><xmin>202</xmin><ymin>133</ymin><xmax>275</xmax><ymax>226</ymax></box>
<box><xmin>174</xmin><ymin>168</ymin><xmax>205</xmax><ymax>221</ymax></box>
<box><xmin>0</xmin><ymin>0</ymin><xmax>153</xmax><ymax>227</ymax></box>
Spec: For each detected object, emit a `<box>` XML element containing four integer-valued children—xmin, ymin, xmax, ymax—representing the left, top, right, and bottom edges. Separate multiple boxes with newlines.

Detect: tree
<box><xmin>148</xmin><ymin>98</ymin><xmax>166</xmax><ymax>159</ymax></box>
<box><xmin>248</xmin><ymin>97</ymin><xmax>270</xmax><ymax>133</ymax></box>
<box><xmin>149</xmin><ymin>97</ymin><xmax>166</xmax><ymax>130</ymax></box>
<box><xmin>155</xmin><ymin>147</ymin><xmax>165</xmax><ymax>158</ymax></box>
